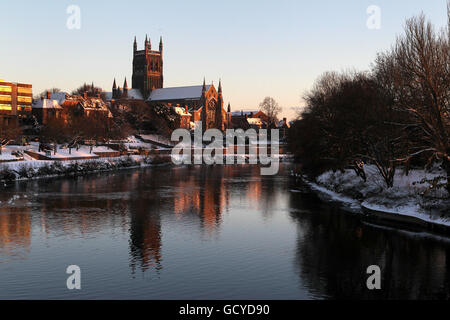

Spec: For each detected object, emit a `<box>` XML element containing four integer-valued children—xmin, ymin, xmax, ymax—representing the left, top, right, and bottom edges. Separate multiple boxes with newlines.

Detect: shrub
<box><xmin>37</xmin><ymin>163</ymin><xmax>54</xmax><ymax>176</ymax></box>
<box><xmin>18</xmin><ymin>165</ymin><xmax>36</xmax><ymax>179</ymax></box>
<box><xmin>0</xmin><ymin>168</ymin><xmax>16</xmax><ymax>182</ymax></box>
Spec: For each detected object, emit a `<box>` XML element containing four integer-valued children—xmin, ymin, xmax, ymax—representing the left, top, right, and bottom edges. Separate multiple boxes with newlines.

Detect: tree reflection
<box><xmin>288</xmin><ymin>180</ymin><xmax>450</xmax><ymax>299</ymax></box>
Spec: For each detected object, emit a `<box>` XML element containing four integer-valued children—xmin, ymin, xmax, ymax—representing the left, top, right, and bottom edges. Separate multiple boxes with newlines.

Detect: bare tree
<box><xmin>0</xmin><ymin>121</ymin><xmax>22</xmax><ymax>155</ymax></box>
<box><xmin>373</xmin><ymin>12</ymin><xmax>450</xmax><ymax>191</ymax></box>
<box><xmin>72</xmin><ymin>82</ymin><xmax>102</xmax><ymax>97</ymax></box>
<box><xmin>34</xmin><ymin>88</ymin><xmax>61</xmax><ymax>99</ymax></box>
<box><xmin>259</xmin><ymin>97</ymin><xmax>282</xmax><ymax>128</ymax></box>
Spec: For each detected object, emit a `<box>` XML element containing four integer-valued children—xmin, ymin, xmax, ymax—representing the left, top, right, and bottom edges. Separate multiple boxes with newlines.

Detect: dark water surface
<box><xmin>0</xmin><ymin>164</ymin><xmax>449</xmax><ymax>299</ymax></box>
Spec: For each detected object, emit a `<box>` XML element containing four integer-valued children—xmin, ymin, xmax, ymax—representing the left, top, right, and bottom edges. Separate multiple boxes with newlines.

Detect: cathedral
<box><xmin>132</xmin><ymin>35</ymin><xmax>164</xmax><ymax>96</ymax></box>
<box><xmin>129</xmin><ymin>35</ymin><xmax>231</xmax><ymax>131</ymax></box>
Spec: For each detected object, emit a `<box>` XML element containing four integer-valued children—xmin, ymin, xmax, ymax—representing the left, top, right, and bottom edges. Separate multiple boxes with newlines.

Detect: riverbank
<box><xmin>0</xmin><ymin>155</ymin><xmax>172</xmax><ymax>186</ymax></box>
<box><xmin>293</xmin><ymin>164</ymin><xmax>450</xmax><ymax>233</ymax></box>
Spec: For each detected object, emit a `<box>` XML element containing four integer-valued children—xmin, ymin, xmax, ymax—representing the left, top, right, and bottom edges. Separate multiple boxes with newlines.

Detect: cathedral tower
<box><xmin>132</xmin><ymin>35</ymin><xmax>164</xmax><ymax>98</ymax></box>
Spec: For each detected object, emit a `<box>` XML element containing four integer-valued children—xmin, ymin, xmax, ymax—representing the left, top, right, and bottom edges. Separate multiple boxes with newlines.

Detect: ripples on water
<box><xmin>0</xmin><ymin>164</ymin><xmax>449</xmax><ymax>299</ymax></box>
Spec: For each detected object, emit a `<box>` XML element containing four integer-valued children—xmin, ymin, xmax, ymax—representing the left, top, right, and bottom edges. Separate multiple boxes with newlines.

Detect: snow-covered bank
<box><xmin>0</xmin><ymin>155</ymin><xmax>161</xmax><ymax>185</ymax></box>
<box><xmin>296</xmin><ymin>164</ymin><xmax>450</xmax><ymax>229</ymax></box>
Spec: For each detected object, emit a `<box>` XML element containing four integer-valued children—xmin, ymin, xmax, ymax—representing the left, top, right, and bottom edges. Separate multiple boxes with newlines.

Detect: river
<box><xmin>0</xmin><ymin>164</ymin><xmax>448</xmax><ymax>299</ymax></box>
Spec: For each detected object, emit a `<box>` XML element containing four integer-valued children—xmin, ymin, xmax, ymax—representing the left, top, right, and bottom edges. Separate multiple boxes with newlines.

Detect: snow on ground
<box><xmin>10</xmin><ymin>142</ymin><xmax>117</xmax><ymax>160</ymax></box>
<box><xmin>0</xmin><ymin>155</ymin><xmax>149</xmax><ymax>178</ymax></box>
<box><xmin>311</xmin><ymin>164</ymin><xmax>450</xmax><ymax>226</ymax></box>
<box><xmin>361</xmin><ymin>201</ymin><xmax>450</xmax><ymax>227</ymax></box>
<box><xmin>0</xmin><ymin>149</ymin><xmax>19</xmax><ymax>161</ymax></box>
<box><xmin>305</xmin><ymin>180</ymin><xmax>361</xmax><ymax>212</ymax></box>
<box><xmin>139</xmin><ymin>134</ymin><xmax>174</xmax><ymax>146</ymax></box>
<box><xmin>124</xmin><ymin>136</ymin><xmax>156</xmax><ymax>150</ymax></box>
<box><xmin>34</xmin><ymin>145</ymin><xmax>116</xmax><ymax>159</ymax></box>
<box><xmin>0</xmin><ymin>143</ymin><xmax>37</xmax><ymax>161</ymax></box>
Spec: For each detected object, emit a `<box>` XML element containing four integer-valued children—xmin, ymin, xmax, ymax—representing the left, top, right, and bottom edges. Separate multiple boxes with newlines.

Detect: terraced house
<box><xmin>0</xmin><ymin>79</ymin><xmax>32</xmax><ymax>125</ymax></box>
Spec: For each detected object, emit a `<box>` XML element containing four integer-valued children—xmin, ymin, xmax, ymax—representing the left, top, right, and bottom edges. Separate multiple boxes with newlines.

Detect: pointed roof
<box><xmin>113</xmin><ymin>78</ymin><xmax>117</xmax><ymax>89</ymax></box>
<box><xmin>147</xmin><ymin>84</ymin><xmax>212</xmax><ymax>102</ymax></box>
<box><xmin>123</xmin><ymin>77</ymin><xmax>128</xmax><ymax>89</ymax></box>
<box><xmin>145</xmin><ymin>34</ymin><xmax>151</xmax><ymax>48</ymax></box>
<box><xmin>218</xmin><ymin>79</ymin><xmax>222</xmax><ymax>93</ymax></box>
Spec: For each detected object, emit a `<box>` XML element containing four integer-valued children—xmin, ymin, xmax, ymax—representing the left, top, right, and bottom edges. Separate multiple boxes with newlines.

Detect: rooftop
<box><xmin>147</xmin><ymin>85</ymin><xmax>212</xmax><ymax>102</ymax></box>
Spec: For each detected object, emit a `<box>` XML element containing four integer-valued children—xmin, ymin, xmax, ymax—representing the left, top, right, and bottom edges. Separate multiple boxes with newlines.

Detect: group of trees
<box><xmin>72</xmin><ymin>82</ymin><xmax>103</xmax><ymax>97</ymax></box>
<box><xmin>259</xmin><ymin>97</ymin><xmax>282</xmax><ymax>128</ymax></box>
<box><xmin>113</xmin><ymin>100</ymin><xmax>178</xmax><ymax>136</ymax></box>
<box><xmin>289</xmin><ymin>12</ymin><xmax>449</xmax><ymax>192</ymax></box>
<box><xmin>39</xmin><ymin>111</ymin><xmax>129</xmax><ymax>147</ymax></box>
<box><xmin>0</xmin><ymin>120</ymin><xmax>22</xmax><ymax>155</ymax></box>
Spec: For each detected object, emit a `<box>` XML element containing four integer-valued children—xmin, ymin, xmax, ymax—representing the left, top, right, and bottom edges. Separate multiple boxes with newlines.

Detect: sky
<box><xmin>0</xmin><ymin>0</ymin><xmax>447</xmax><ymax>120</ymax></box>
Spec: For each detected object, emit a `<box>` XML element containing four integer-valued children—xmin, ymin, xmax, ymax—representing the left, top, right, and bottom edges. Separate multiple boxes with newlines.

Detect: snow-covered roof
<box><xmin>32</xmin><ymin>98</ymin><xmax>63</xmax><ymax>109</ymax></box>
<box><xmin>231</xmin><ymin>111</ymin><xmax>259</xmax><ymax>117</ymax></box>
<box><xmin>277</xmin><ymin>119</ymin><xmax>289</xmax><ymax>128</ymax></box>
<box><xmin>147</xmin><ymin>85</ymin><xmax>212</xmax><ymax>102</ymax></box>
<box><xmin>50</xmin><ymin>92</ymin><xmax>68</xmax><ymax>105</ymax></box>
<box><xmin>103</xmin><ymin>92</ymin><xmax>113</xmax><ymax>101</ymax></box>
<box><xmin>247</xmin><ymin>118</ymin><xmax>263</xmax><ymax>125</ymax></box>
<box><xmin>175</xmin><ymin>106</ymin><xmax>191</xmax><ymax>116</ymax></box>
<box><xmin>127</xmin><ymin>89</ymin><xmax>143</xmax><ymax>100</ymax></box>
<box><xmin>103</xmin><ymin>89</ymin><xmax>143</xmax><ymax>101</ymax></box>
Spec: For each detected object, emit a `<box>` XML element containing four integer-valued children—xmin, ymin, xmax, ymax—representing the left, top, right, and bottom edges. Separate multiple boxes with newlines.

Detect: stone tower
<box><xmin>132</xmin><ymin>35</ymin><xmax>164</xmax><ymax>98</ymax></box>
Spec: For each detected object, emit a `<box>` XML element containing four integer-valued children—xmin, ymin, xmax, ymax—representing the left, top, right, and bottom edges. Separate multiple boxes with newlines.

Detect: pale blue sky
<box><xmin>0</xmin><ymin>0</ymin><xmax>447</xmax><ymax>119</ymax></box>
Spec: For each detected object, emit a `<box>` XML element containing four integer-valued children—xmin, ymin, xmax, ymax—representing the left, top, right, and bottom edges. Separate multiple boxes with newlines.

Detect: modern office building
<box><xmin>0</xmin><ymin>79</ymin><xmax>33</xmax><ymax>125</ymax></box>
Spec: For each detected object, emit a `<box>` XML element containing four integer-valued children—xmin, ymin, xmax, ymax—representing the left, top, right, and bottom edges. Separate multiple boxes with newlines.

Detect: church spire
<box><xmin>218</xmin><ymin>79</ymin><xmax>222</xmax><ymax>94</ymax></box>
<box><xmin>227</xmin><ymin>102</ymin><xmax>231</xmax><ymax>113</ymax></box>
<box><xmin>134</xmin><ymin>36</ymin><xmax>137</xmax><ymax>52</ymax></box>
<box><xmin>123</xmin><ymin>77</ymin><xmax>128</xmax><ymax>97</ymax></box>
<box><xmin>146</xmin><ymin>34</ymin><xmax>151</xmax><ymax>49</ymax></box>
<box><xmin>112</xmin><ymin>78</ymin><xmax>117</xmax><ymax>99</ymax></box>
<box><xmin>202</xmin><ymin>77</ymin><xmax>206</xmax><ymax>93</ymax></box>
<box><xmin>159</xmin><ymin>36</ymin><xmax>163</xmax><ymax>52</ymax></box>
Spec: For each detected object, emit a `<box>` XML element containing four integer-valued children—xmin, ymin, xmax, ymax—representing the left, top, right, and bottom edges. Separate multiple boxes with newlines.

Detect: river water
<box><xmin>0</xmin><ymin>164</ymin><xmax>449</xmax><ymax>299</ymax></box>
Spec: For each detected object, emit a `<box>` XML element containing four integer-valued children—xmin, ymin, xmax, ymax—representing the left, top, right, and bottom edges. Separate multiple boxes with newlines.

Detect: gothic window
<box><xmin>207</xmin><ymin>99</ymin><xmax>216</xmax><ymax>128</ymax></box>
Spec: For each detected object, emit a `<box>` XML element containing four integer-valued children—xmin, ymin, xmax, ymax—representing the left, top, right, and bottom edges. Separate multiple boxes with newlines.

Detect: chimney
<box><xmin>185</xmin><ymin>106</ymin><xmax>188</xmax><ymax>114</ymax></box>
<box><xmin>47</xmin><ymin>91</ymin><xmax>51</xmax><ymax>99</ymax></box>
<box><xmin>283</xmin><ymin>117</ymin><xmax>287</xmax><ymax>125</ymax></box>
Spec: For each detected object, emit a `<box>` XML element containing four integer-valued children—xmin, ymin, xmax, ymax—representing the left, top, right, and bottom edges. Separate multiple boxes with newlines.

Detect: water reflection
<box><xmin>171</xmin><ymin>166</ymin><xmax>228</xmax><ymax>233</ymax></box>
<box><xmin>128</xmin><ymin>170</ymin><xmax>162</xmax><ymax>274</ymax></box>
<box><xmin>0</xmin><ymin>207</ymin><xmax>31</xmax><ymax>261</ymax></box>
<box><xmin>0</xmin><ymin>165</ymin><xmax>449</xmax><ymax>299</ymax></box>
<box><xmin>288</xmin><ymin>181</ymin><xmax>450</xmax><ymax>299</ymax></box>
